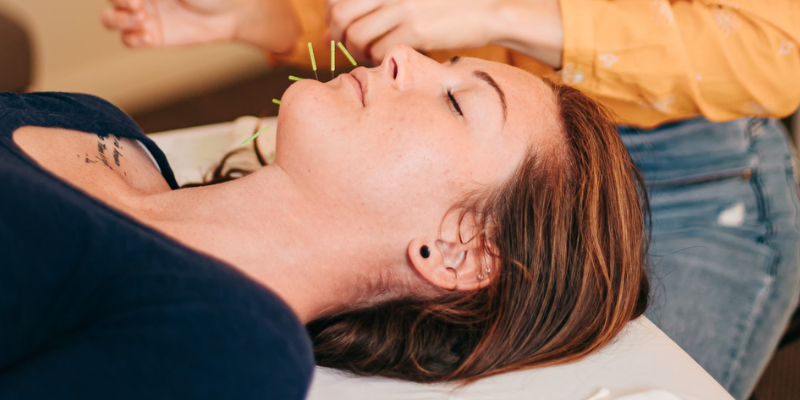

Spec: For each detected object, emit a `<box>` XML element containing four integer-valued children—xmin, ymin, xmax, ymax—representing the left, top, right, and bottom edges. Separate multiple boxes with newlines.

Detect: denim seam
<box><xmin>722</xmin><ymin>117</ymin><xmax>781</xmax><ymax>392</ymax></box>
<box><xmin>722</xmin><ymin>274</ymin><xmax>775</xmax><ymax>389</ymax></box>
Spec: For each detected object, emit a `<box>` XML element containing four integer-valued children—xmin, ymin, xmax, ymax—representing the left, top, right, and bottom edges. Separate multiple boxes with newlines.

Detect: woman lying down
<box><xmin>0</xmin><ymin>45</ymin><xmax>649</xmax><ymax>399</ymax></box>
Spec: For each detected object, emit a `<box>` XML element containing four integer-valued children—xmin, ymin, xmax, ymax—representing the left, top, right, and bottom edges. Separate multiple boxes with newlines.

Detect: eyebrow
<box><xmin>449</xmin><ymin>56</ymin><xmax>508</xmax><ymax>125</ymax></box>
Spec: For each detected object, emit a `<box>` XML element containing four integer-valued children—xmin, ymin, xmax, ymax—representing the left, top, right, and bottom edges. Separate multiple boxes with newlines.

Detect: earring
<box><xmin>477</xmin><ymin>266</ymin><xmax>492</xmax><ymax>280</ymax></box>
<box><xmin>447</xmin><ymin>266</ymin><xmax>459</xmax><ymax>291</ymax></box>
<box><xmin>420</xmin><ymin>245</ymin><xmax>430</xmax><ymax>259</ymax></box>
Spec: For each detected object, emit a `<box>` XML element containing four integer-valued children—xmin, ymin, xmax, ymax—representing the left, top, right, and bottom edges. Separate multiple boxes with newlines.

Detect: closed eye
<box><xmin>446</xmin><ymin>89</ymin><xmax>462</xmax><ymax>116</ymax></box>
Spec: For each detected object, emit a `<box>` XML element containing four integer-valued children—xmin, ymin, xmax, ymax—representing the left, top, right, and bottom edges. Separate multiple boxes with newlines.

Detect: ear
<box><xmin>407</xmin><ymin>237</ymin><xmax>494</xmax><ymax>292</ymax></box>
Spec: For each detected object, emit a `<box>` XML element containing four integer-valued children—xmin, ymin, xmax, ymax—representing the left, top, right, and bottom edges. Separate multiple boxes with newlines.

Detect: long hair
<box><xmin>306</xmin><ymin>79</ymin><xmax>651</xmax><ymax>382</ymax></box>
<box><xmin>189</xmin><ymin>80</ymin><xmax>651</xmax><ymax>383</ymax></box>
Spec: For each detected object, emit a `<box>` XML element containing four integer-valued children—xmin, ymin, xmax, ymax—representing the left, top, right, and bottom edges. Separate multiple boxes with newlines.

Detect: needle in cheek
<box><xmin>270</xmin><ymin>43</ymin><xmax>358</xmax><ymax>118</ymax></box>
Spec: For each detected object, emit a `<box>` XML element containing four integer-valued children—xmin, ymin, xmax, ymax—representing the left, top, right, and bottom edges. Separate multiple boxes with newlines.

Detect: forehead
<box><xmin>458</xmin><ymin>57</ymin><xmax>562</xmax><ymax>150</ymax></box>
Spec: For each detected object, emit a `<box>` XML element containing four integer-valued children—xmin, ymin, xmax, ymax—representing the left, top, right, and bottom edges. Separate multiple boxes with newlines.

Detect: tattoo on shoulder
<box><xmin>92</xmin><ymin>133</ymin><xmax>123</xmax><ymax>171</ymax></box>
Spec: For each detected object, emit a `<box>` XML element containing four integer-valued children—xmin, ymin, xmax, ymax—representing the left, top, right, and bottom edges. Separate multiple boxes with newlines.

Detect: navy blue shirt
<box><xmin>0</xmin><ymin>93</ymin><xmax>314</xmax><ymax>399</ymax></box>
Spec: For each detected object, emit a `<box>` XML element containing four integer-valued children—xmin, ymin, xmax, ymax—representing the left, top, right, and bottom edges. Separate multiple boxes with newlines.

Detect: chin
<box><xmin>273</xmin><ymin>81</ymin><xmax>350</xmax><ymax>171</ymax></box>
<box><xmin>277</xmin><ymin>80</ymin><xmax>348</xmax><ymax>132</ymax></box>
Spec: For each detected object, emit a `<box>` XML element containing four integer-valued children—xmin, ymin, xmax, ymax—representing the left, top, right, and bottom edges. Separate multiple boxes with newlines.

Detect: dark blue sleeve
<box><xmin>0</xmin><ymin>297</ymin><xmax>314</xmax><ymax>400</ymax></box>
<box><xmin>0</xmin><ymin>225</ymin><xmax>315</xmax><ymax>400</ymax></box>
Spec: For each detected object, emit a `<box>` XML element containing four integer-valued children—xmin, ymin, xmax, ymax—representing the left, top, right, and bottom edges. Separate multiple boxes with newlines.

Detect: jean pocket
<box><xmin>642</xmin><ymin>157</ymin><xmax>756</xmax><ymax>187</ymax></box>
<box><xmin>648</xmin><ymin>169</ymin><xmax>770</xmax><ymax>240</ymax></box>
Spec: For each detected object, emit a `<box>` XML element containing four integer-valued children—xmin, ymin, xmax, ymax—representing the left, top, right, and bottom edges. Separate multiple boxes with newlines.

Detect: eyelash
<box><xmin>446</xmin><ymin>89</ymin><xmax>463</xmax><ymax>116</ymax></box>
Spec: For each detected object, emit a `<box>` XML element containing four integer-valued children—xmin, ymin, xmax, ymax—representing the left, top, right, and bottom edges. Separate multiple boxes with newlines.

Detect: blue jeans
<box><xmin>620</xmin><ymin>118</ymin><xmax>800</xmax><ymax>400</ymax></box>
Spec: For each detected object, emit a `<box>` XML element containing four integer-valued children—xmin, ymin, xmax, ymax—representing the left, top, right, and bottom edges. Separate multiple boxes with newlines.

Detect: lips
<box><xmin>348</xmin><ymin>69</ymin><xmax>367</xmax><ymax>106</ymax></box>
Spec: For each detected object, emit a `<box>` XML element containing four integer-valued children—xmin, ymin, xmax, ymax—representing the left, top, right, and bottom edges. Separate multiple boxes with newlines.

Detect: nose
<box><xmin>379</xmin><ymin>44</ymin><xmax>426</xmax><ymax>90</ymax></box>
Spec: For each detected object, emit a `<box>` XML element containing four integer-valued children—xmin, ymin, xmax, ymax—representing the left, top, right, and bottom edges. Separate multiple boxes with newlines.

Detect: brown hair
<box><xmin>306</xmin><ymin>79</ymin><xmax>650</xmax><ymax>382</ymax></box>
<box><xmin>190</xmin><ymin>80</ymin><xmax>650</xmax><ymax>383</ymax></box>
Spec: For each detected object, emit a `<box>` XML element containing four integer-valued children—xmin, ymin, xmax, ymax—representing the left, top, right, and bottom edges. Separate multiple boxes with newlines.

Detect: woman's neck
<box><xmin>135</xmin><ymin>165</ymin><xmax>390</xmax><ymax>323</ymax></box>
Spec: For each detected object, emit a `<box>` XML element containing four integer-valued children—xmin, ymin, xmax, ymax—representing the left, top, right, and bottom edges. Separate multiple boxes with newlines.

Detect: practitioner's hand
<box><xmin>325</xmin><ymin>0</ymin><xmax>563</xmax><ymax>67</ymax></box>
<box><xmin>102</xmin><ymin>0</ymin><xmax>298</xmax><ymax>52</ymax></box>
<box><xmin>102</xmin><ymin>0</ymin><xmax>248</xmax><ymax>47</ymax></box>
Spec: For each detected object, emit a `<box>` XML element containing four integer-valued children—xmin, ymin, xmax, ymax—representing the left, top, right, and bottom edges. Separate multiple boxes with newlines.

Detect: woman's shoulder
<box><xmin>0</xmin><ymin>92</ymin><xmax>180</xmax><ymax>189</ymax></box>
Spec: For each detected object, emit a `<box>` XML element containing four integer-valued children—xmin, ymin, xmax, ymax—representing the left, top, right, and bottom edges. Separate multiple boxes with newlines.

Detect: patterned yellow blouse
<box><xmin>270</xmin><ymin>0</ymin><xmax>800</xmax><ymax>128</ymax></box>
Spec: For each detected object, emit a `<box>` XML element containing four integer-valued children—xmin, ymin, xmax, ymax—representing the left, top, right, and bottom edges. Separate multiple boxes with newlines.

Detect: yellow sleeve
<box><xmin>266</xmin><ymin>0</ymin><xmax>356</xmax><ymax>71</ymax></box>
<box><xmin>266</xmin><ymin>0</ymin><xmax>536</xmax><ymax>73</ymax></box>
<box><xmin>556</xmin><ymin>0</ymin><xmax>800</xmax><ymax>127</ymax></box>
<box><xmin>269</xmin><ymin>0</ymin><xmax>800</xmax><ymax>128</ymax></box>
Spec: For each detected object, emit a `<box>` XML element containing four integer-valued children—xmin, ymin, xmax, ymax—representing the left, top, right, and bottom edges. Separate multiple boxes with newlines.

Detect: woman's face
<box><xmin>274</xmin><ymin>45</ymin><xmax>560</xmax><ymax>226</ymax></box>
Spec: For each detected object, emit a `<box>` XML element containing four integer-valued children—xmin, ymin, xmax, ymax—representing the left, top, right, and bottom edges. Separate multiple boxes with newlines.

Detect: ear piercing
<box><xmin>420</xmin><ymin>245</ymin><xmax>430</xmax><ymax>258</ymax></box>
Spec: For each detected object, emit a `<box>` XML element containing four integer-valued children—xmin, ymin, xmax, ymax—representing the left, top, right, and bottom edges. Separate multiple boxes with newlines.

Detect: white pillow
<box><xmin>306</xmin><ymin>317</ymin><xmax>733</xmax><ymax>400</ymax></box>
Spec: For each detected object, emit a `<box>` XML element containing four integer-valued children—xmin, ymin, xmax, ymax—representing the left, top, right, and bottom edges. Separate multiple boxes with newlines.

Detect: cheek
<box><xmin>275</xmin><ymin>85</ymin><xmax>471</xmax><ymax>214</ymax></box>
<box><xmin>344</xmin><ymin>120</ymin><xmax>470</xmax><ymax>213</ymax></box>
<box><xmin>277</xmin><ymin>81</ymin><xmax>351</xmax><ymax>139</ymax></box>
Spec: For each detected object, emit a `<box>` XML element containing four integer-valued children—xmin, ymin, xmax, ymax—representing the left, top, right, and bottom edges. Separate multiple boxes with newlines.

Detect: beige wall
<box><xmin>0</xmin><ymin>0</ymin><xmax>270</xmax><ymax>115</ymax></box>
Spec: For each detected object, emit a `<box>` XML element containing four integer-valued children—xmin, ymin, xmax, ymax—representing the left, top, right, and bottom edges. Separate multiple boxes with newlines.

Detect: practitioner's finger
<box><xmin>109</xmin><ymin>0</ymin><xmax>144</xmax><ymax>12</ymax></box>
<box><xmin>121</xmin><ymin>29</ymin><xmax>156</xmax><ymax>48</ymax></box>
<box><xmin>102</xmin><ymin>7</ymin><xmax>146</xmax><ymax>31</ymax></box>
<box><xmin>343</xmin><ymin>2</ymin><xmax>405</xmax><ymax>60</ymax></box>
<box><xmin>327</xmin><ymin>0</ymin><xmax>386</xmax><ymax>43</ymax></box>
<box><xmin>325</xmin><ymin>0</ymin><xmax>342</xmax><ymax>23</ymax></box>
<box><xmin>368</xmin><ymin>24</ymin><xmax>414</xmax><ymax>64</ymax></box>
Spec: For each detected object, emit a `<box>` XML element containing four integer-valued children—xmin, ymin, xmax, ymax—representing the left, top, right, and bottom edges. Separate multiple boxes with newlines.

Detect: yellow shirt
<box><xmin>271</xmin><ymin>0</ymin><xmax>800</xmax><ymax>128</ymax></box>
